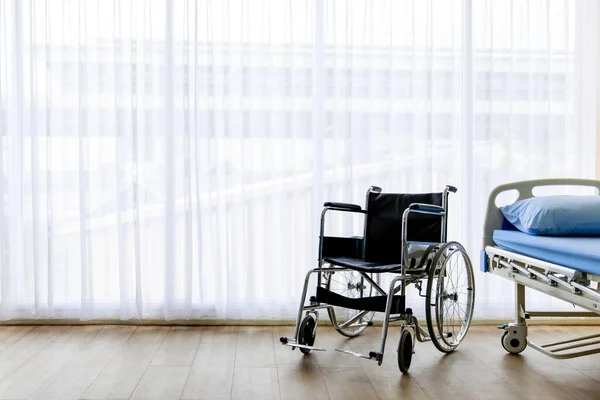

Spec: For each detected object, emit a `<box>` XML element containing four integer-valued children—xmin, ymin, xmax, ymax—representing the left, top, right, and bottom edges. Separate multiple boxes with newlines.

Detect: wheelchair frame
<box><xmin>482</xmin><ymin>179</ymin><xmax>600</xmax><ymax>359</ymax></box>
<box><xmin>280</xmin><ymin>185</ymin><xmax>475</xmax><ymax>371</ymax></box>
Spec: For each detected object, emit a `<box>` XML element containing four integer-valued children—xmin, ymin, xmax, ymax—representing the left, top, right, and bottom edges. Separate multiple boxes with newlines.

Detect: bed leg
<box><xmin>515</xmin><ymin>283</ymin><xmax>527</xmax><ymax>325</ymax></box>
<box><xmin>498</xmin><ymin>282</ymin><xmax>529</xmax><ymax>355</ymax></box>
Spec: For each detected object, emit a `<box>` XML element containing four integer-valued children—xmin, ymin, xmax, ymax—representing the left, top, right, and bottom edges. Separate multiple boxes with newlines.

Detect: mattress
<box><xmin>492</xmin><ymin>230</ymin><xmax>600</xmax><ymax>276</ymax></box>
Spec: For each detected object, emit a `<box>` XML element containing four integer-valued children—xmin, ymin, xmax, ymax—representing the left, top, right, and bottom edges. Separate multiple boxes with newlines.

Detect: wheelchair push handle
<box><xmin>446</xmin><ymin>185</ymin><xmax>458</xmax><ymax>193</ymax></box>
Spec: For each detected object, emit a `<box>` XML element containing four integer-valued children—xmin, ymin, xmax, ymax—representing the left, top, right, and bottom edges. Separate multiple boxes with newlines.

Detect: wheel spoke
<box><xmin>426</xmin><ymin>244</ymin><xmax>474</xmax><ymax>352</ymax></box>
<box><xmin>454</xmin><ymin>301</ymin><xmax>469</xmax><ymax>316</ymax></box>
<box><xmin>445</xmin><ymin>248</ymin><xmax>470</xmax><ymax>346</ymax></box>
<box><xmin>455</xmin><ymin>255</ymin><xmax>465</xmax><ymax>283</ymax></box>
<box><xmin>330</xmin><ymin>277</ymin><xmax>347</xmax><ymax>287</ymax></box>
<box><xmin>327</xmin><ymin>270</ymin><xmax>375</xmax><ymax>337</ymax></box>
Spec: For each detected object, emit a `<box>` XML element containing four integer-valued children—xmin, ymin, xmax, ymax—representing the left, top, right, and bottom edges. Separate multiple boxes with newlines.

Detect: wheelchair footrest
<box><xmin>335</xmin><ymin>348</ymin><xmax>376</xmax><ymax>360</ymax></box>
<box><xmin>316</xmin><ymin>286</ymin><xmax>405</xmax><ymax>313</ymax></box>
<box><xmin>283</xmin><ymin>342</ymin><xmax>326</xmax><ymax>352</ymax></box>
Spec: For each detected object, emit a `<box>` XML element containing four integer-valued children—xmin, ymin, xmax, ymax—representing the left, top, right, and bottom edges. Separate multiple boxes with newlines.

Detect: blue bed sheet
<box><xmin>493</xmin><ymin>230</ymin><xmax>600</xmax><ymax>276</ymax></box>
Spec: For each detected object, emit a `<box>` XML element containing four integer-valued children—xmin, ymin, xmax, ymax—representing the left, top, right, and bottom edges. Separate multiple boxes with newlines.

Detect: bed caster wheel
<box><xmin>397</xmin><ymin>330</ymin><xmax>414</xmax><ymax>374</ymax></box>
<box><xmin>501</xmin><ymin>325</ymin><xmax>527</xmax><ymax>354</ymax></box>
<box><xmin>298</xmin><ymin>314</ymin><xmax>317</xmax><ymax>354</ymax></box>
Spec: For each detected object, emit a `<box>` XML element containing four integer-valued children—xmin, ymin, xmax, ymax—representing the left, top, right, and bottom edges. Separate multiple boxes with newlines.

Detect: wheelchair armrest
<box><xmin>408</xmin><ymin>203</ymin><xmax>445</xmax><ymax>215</ymax></box>
<box><xmin>323</xmin><ymin>202</ymin><xmax>363</xmax><ymax>212</ymax></box>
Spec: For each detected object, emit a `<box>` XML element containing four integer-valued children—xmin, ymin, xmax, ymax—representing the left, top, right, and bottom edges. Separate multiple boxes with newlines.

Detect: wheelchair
<box><xmin>280</xmin><ymin>185</ymin><xmax>475</xmax><ymax>373</ymax></box>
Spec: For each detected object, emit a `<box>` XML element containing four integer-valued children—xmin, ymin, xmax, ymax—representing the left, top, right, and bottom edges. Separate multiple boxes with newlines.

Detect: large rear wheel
<box><xmin>325</xmin><ymin>269</ymin><xmax>375</xmax><ymax>337</ymax></box>
<box><xmin>425</xmin><ymin>242</ymin><xmax>475</xmax><ymax>353</ymax></box>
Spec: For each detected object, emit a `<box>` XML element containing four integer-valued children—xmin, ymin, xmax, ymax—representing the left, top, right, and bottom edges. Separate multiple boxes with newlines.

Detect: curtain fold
<box><xmin>0</xmin><ymin>0</ymin><xmax>597</xmax><ymax>320</ymax></box>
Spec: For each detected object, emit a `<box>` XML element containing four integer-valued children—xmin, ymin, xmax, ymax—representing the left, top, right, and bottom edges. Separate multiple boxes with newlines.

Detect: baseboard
<box><xmin>1</xmin><ymin>317</ymin><xmax>599</xmax><ymax>326</ymax></box>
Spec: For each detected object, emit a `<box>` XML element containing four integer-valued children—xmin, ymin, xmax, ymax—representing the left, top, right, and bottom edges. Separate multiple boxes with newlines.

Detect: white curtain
<box><xmin>0</xmin><ymin>0</ymin><xmax>597</xmax><ymax>320</ymax></box>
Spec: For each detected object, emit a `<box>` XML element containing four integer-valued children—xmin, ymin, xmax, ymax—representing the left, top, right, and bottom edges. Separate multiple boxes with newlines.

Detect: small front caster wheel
<box><xmin>298</xmin><ymin>314</ymin><xmax>317</xmax><ymax>354</ymax></box>
<box><xmin>501</xmin><ymin>330</ymin><xmax>527</xmax><ymax>354</ymax></box>
<box><xmin>397</xmin><ymin>330</ymin><xmax>413</xmax><ymax>374</ymax></box>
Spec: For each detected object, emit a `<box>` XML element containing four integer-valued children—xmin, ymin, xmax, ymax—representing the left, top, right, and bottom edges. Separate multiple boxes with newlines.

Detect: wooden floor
<box><xmin>0</xmin><ymin>325</ymin><xmax>598</xmax><ymax>399</ymax></box>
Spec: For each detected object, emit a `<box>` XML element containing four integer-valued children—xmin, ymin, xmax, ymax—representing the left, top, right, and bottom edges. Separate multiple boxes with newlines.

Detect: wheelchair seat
<box><xmin>323</xmin><ymin>256</ymin><xmax>403</xmax><ymax>272</ymax></box>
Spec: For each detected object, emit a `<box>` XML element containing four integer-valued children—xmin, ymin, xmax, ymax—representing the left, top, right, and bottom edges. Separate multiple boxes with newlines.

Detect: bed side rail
<box><xmin>483</xmin><ymin>179</ymin><xmax>600</xmax><ymax>248</ymax></box>
<box><xmin>486</xmin><ymin>246</ymin><xmax>583</xmax><ymax>279</ymax></box>
<box><xmin>485</xmin><ymin>246</ymin><xmax>600</xmax><ymax>310</ymax></box>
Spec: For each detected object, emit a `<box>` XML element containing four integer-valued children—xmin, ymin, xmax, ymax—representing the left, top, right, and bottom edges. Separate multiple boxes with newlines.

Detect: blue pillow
<box><xmin>500</xmin><ymin>195</ymin><xmax>600</xmax><ymax>236</ymax></box>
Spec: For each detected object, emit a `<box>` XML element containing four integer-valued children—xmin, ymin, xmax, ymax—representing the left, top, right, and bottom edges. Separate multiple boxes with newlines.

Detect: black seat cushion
<box><xmin>324</xmin><ymin>256</ymin><xmax>403</xmax><ymax>272</ymax></box>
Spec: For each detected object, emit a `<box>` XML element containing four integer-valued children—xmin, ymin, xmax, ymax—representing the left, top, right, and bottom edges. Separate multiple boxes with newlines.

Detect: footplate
<box><xmin>334</xmin><ymin>348</ymin><xmax>376</xmax><ymax>360</ymax></box>
<box><xmin>283</xmin><ymin>343</ymin><xmax>326</xmax><ymax>352</ymax></box>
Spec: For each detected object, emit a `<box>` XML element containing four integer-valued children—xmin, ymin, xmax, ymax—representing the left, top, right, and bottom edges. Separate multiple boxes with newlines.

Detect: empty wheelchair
<box><xmin>280</xmin><ymin>185</ymin><xmax>475</xmax><ymax>373</ymax></box>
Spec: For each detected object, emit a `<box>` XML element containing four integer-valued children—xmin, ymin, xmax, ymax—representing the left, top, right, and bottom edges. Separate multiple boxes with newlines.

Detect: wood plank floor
<box><xmin>0</xmin><ymin>325</ymin><xmax>598</xmax><ymax>399</ymax></box>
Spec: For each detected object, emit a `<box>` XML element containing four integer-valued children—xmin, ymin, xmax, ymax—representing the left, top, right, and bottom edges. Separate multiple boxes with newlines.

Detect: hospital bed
<box><xmin>481</xmin><ymin>179</ymin><xmax>600</xmax><ymax>359</ymax></box>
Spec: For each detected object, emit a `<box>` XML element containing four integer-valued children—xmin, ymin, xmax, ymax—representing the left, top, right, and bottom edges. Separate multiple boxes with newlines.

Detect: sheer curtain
<box><xmin>472</xmin><ymin>0</ymin><xmax>599</xmax><ymax>316</ymax></box>
<box><xmin>0</xmin><ymin>0</ymin><xmax>597</xmax><ymax>321</ymax></box>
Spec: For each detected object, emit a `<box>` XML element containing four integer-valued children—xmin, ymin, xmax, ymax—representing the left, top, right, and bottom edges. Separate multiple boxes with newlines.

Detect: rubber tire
<box><xmin>397</xmin><ymin>330</ymin><xmax>413</xmax><ymax>374</ymax></box>
<box><xmin>298</xmin><ymin>314</ymin><xmax>317</xmax><ymax>355</ymax></box>
<box><xmin>501</xmin><ymin>331</ymin><xmax>526</xmax><ymax>355</ymax></box>
<box><xmin>425</xmin><ymin>241</ymin><xmax>474</xmax><ymax>354</ymax></box>
<box><xmin>425</xmin><ymin>251</ymin><xmax>456</xmax><ymax>354</ymax></box>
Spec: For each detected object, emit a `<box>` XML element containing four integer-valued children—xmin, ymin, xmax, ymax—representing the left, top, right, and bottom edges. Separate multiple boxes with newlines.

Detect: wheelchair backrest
<box><xmin>364</xmin><ymin>191</ymin><xmax>443</xmax><ymax>265</ymax></box>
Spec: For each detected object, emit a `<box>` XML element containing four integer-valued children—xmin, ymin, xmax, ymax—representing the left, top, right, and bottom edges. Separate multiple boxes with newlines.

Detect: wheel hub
<box><xmin>441</xmin><ymin>291</ymin><xmax>458</xmax><ymax>302</ymax></box>
<box><xmin>347</xmin><ymin>282</ymin><xmax>367</xmax><ymax>291</ymax></box>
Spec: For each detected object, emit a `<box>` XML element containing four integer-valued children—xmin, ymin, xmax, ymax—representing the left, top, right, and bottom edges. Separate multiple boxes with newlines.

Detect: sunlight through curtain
<box><xmin>0</xmin><ymin>0</ymin><xmax>597</xmax><ymax>320</ymax></box>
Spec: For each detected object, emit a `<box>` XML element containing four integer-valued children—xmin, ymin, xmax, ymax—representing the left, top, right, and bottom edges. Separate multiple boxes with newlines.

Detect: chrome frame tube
<box><xmin>302</xmin><ymin>305</ymin><xmax>335</xmax><ymax>312</ymax></box>
<box><xmin>318</xmin><ymin>207</ymin><xmax>367</xmax><ymax>288</ymax></box>
<box><xmin>400</xmin><ymin>208</ymin><xmax>411</xmax><ymax>268</ymax></box>
<box><xmin>318</xmin><ymin>209</ymin><xmax>327</xmax><ymax>288</ymax></box>
<box><xmin>339</xmin><ymin>313</ymin><xmax>371</xmax><ymax>329</ymax></box>
<box><xmin>442</xmin><ymin>186</ymin><xmax>451</xmax><ymax>242</ymax></box>
<box><xmin>359</xmin><ymin>271</ymin><xmax>386</xmax><ymax>296</ymax></box>
<box><xmin>293</xmin><ymin>268</ymin><xmax>320</xmax><ymax>341</ymax></box>
<box><xmin>377</xmin><ymin>275</ymin><xmax>403</xmax><ymax>365</ymax></box>
<box><xmin>316</xmin><ymin>267</ymin><xmax>364</xmax><ymax>273</ymax></box>
<box><xmin>412</xmin><ymin>316</ymin><xmax>432</xmax><ymax>342</ymax></box>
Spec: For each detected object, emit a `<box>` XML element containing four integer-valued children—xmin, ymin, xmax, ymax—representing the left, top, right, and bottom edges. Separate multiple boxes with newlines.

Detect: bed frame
<box><xmin>482</xmin><ymin>179</ymin><xmax>600</xmax><ymax>359</ymax></box>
